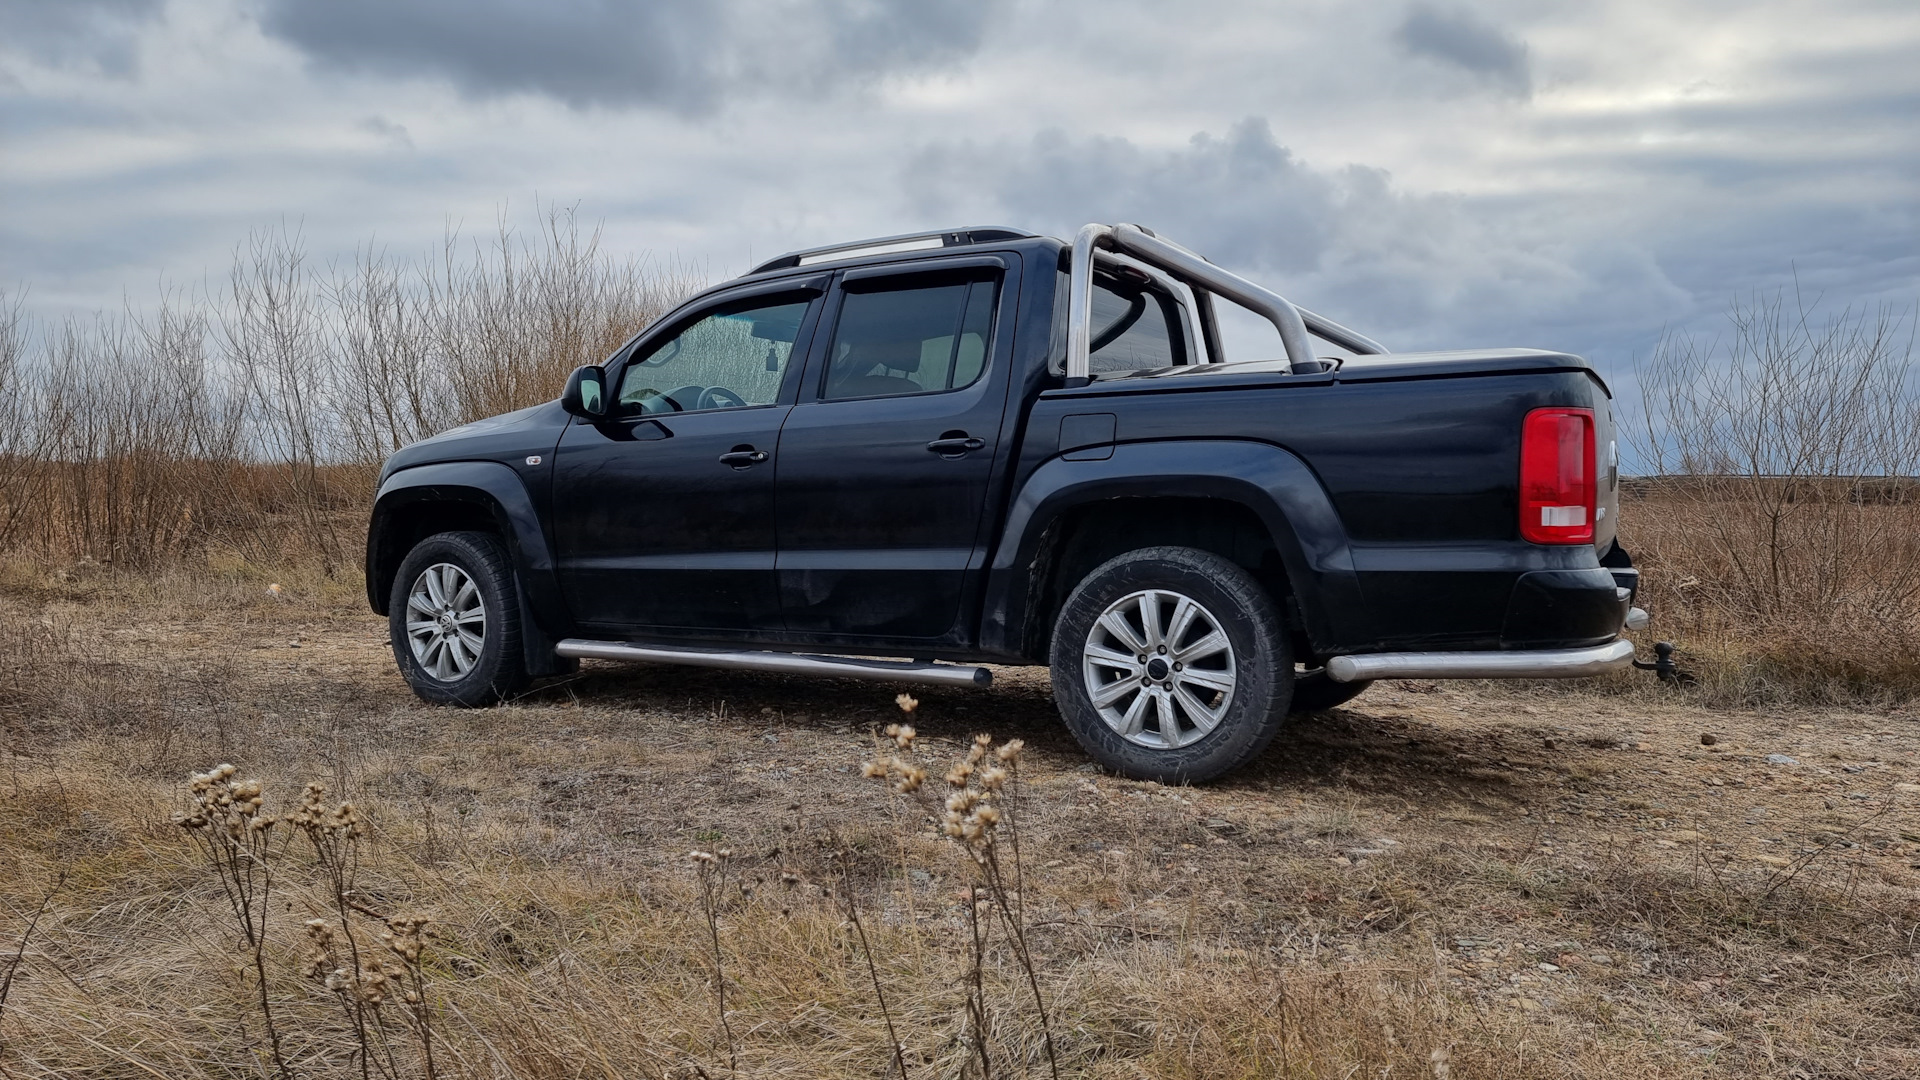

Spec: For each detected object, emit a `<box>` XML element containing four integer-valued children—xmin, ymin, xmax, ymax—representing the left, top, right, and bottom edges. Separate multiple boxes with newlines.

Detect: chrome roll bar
<box><xmin>1111</xmin><ymin>224</ymin><xmax>1316</xmax><ymax>373</ymax></box>
<box><xmin>1064</xmin><ymin>221</ymin><xmax>1385</xmax><ymax>384</ymax></box>
<box><xmin>1065</xmin><ymin>224</ymin><xmax>1114</xmax><ymax>384</ymax></box>
<box><xmin>1294</xmin><ymin>306</ymin><xmax>1387</xmax><ymax>357</ymax></box>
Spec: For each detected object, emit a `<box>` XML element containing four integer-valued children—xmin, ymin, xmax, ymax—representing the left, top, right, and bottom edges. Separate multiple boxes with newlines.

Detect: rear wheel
<box><xmin>1050</xmin><ymin>546</ymin><xmax>1291</xmax><ymax>783</ymax></box>
<box><xmin>388</xmin><ymin>530</ymin><xmax>529</xmax><ymax>706</ymax></box>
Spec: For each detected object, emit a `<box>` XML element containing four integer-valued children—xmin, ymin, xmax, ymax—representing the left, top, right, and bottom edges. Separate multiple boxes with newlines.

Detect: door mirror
<box><xmin>561</xmin><ymin>365</ymin><xmax>607</xmax><ymax>419</ymax></box>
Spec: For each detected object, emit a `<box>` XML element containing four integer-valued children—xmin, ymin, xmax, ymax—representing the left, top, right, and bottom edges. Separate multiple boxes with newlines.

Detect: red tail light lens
<box><xmin>1519</xmin><ymin>407</ymin><xmax>1595</xmax><ymax>544</ymax></box>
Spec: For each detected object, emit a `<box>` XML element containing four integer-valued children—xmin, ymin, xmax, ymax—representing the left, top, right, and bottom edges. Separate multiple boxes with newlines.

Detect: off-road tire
<box><xmin>389</xmin><ymin>530</ymin><xmax>530</xmax><ymax>706</ymax></box>
<box><xmin>1288</xmin><ymin>671</ymin><xmax>1372</xmax><ymax>713</ymax></box>
<box><xmin>1050</xmin><ymin>545</ymin><xmax>1292</xmax><ymax>783</ymax></box>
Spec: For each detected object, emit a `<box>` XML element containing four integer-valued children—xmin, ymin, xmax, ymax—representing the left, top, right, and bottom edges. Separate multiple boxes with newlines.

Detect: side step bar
<box><xmin>1325</xmin><ymin>639</ymin><xmax>1636</xmax><ymax>683</ymax></box>
<box><xmin>555</xmin><ymin>639</ymin><xmax>993</xmax><ymax>689</ymax></box>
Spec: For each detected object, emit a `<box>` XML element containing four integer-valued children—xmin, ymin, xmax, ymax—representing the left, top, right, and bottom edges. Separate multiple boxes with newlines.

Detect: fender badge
<box><xmin>525</xmin><ymin>455</ymin><xmax>542</xmax><ymax>466</ymax></box>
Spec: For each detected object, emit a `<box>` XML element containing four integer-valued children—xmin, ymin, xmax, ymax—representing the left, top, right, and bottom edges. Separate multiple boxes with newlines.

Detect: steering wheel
<box><xmin>697</xmin><ymin>386</ymin><xmax>748</xmax><ymax>411</ymax></box>
<box><xmin>627</xmin><ymin>387</ymin><xmax>683</xmax><ymax>413</ymax></box>
<box><xmin>663</xmin><ymin>385</ymin><xmax>715</xmax><ymax>411</ymax></box>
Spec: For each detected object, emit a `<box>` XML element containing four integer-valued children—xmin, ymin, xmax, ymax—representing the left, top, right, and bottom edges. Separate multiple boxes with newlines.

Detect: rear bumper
<box><xmin>1325</xmin><ymin>638</ymin><xmax>1635</xmax><ymax>683</ymax></box>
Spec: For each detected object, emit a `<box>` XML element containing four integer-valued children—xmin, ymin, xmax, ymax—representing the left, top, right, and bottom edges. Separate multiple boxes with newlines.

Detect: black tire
<box><xmin>388</xmin><ymin>530</ymin><xmax>529</xmax><ymax>706</ymax></box>
<box><xmin>1288</xmin><ymin>671</ymin><xmax>1373</xmax><ymax>713</ymax></box>
<box><xmin>1050</xmin><ymin>545</ymin><xmax>1292</xmax><ymax>783</ymax></box>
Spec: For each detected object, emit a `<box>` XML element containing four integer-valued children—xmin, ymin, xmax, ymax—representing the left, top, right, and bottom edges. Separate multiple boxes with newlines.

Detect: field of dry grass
<box><xmin>3</xmin><ymin>226</ymin><xmax>1916</xmax><ymax>1075</ymax></box>
<box><xmin>4</xmin><ymin>559</ymin><xmax>1918</xmax><ymax>1078</ymax></box>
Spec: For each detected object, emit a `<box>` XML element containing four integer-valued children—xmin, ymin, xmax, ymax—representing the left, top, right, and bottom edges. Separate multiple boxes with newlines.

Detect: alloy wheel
<box><xmin>405</xmin><ymin>562</ymin><xmax>487</xmax><ymax>682</ymax></box>
<box><xmin>1081</xmin><ymin>588</ymin><xmax>1237</xmax><ymax>749</ymax></box>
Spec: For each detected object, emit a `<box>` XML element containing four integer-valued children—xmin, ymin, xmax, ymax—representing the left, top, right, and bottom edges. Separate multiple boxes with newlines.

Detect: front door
<box><xmin>774</xmin><ymin>256</ymin><xmax>1019</xmax><ymax>640</ymax></box>
<box><xmin>552</xmin><ymin>286</ymin><xmax>821</xmax><ymax>634</ymax></box>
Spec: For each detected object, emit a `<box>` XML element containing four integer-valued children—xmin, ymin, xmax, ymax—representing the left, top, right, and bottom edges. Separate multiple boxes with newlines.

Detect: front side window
<box><xmin>617</xmin><ymin>296</ymin><xmax>810</xmax><ymax>415</ymax></box>
<box><xmin>822</xmin><ymin>277</ymin><xmax>997</xmax><ymax>400</ymax></box>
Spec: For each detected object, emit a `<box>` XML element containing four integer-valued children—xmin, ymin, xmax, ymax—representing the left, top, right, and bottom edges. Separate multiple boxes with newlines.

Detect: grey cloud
<box><xmin>908</xmin><ymin>119</ymin><xmax>1339</xmax><ymax>274</ymax></box>
<box><xmin>904</xmin><ymin>119</ymin><xmax>1696</xmax><ymax>356</ymax></box>
<box><xmin>358</xmin><ymin>115</ymin><xmax>415</xmax><ymax>151</ymax></box>
<box><xmin>0</xmin><ymin>0</ymin><xmax>164</xmax><ymax>73</ymax></box>
<box><xmin>1392</xmin><ymin>4</ymin><xmax>1531</xmax><ymax>98</ymax></box>
<box><xmin>903</xmin><ymin>111</ymin><xmax>1918</xmax><ymax>382</ymax></box>
<box><xmin>256</xmin><ymin>0</ymin><xmax>1003</xmax><ymax>112</ymax></box>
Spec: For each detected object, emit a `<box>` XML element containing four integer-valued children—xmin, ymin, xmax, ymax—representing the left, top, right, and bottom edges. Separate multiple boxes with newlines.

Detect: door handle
<box><xmin>926</xmin><ymin>434</ymin><xmax>986</xmax><ymax>456</ymax></box>
<box><xmin>718</xmin><ymin>447</ymin><xmax>769</xmax><ymax>468</ymax></box>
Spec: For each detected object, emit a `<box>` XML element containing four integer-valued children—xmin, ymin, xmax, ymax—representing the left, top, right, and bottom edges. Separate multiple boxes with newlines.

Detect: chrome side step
<box><xmin>1324</xmin><ymin>639</ymin><xmax>1636</xmax><ymax>683</ymax></box>
<box><xmin>555</xmin><ymin>639</ymin><xmax>993</xmax><ymax>689</ymax></box>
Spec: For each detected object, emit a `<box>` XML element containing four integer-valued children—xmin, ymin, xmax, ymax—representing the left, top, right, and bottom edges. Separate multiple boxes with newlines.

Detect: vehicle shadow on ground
<box><xmin>1243</xmin><ymin>707</ymin><xmax>1564</xmax><ymax>807</ymax></box>
<box><xmin>527</xmin><ymin>662</ymin><xmax>1566</xmax><ymax>805</ymax></box>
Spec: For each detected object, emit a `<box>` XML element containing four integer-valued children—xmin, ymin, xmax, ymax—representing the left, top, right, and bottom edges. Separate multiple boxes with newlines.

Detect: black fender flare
<box><xmin>977</xmin><ymin>439</ymin><xmax>1369</xmax><ymax>658</ymax></box>
<box><xmin>365</xmin><ymin>461</ymin><xmax>568</xmax><ymax>643</ymax></box>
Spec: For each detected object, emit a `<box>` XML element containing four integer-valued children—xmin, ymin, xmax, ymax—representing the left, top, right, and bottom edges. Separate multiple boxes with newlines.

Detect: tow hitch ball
<box><xmin>1632</xmin><ymin>641</ymin><xmax>1688</xmax><ymax>684</ymax></box>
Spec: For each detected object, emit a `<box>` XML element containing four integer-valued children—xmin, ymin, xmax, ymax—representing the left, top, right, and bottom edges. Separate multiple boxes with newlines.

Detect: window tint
<box><xmin>617</xmin><ymin>297</ymin><xmax>809</xmax><ymax>415</ymax></box>
<box><xmin>1088</xmin><ymin>278</ymin><xmax>1184</xmax><ymax>374</ymax></box>
<box><xmin>823</xmin><ymin>277</ymin><xmax>997</xmax><ymax>400</ymax></box>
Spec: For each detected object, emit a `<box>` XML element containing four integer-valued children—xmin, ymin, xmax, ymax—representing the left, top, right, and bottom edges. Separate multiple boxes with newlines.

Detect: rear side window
<box><xmin>822</xmin><ymin>276</ymin><xmax>998</xmax><ymax>400</ymax></box>
<box><xmin>1051</xmin><ymin>268</ymin><xmax>1188</xmax><ymax>375</ymax></box>
<box><xmin>1089</xmin><ymin>277</ymin><xmax>1184</xmax><ymax>374</ymax></box>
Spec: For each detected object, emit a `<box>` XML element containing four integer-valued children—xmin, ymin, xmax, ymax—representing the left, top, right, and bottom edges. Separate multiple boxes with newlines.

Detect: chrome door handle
<box><xmin>718</xmin><ymin>448</ymin><xmax>769</xmax><ymax>468</ymax></box>
<box><xmin>926</xmin><ymin>435</ymin><xmax>985</xmax><ymax>456</ymax></box>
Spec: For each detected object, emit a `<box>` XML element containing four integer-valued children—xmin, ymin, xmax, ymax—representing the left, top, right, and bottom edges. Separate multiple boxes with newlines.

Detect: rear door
<box><xmin>551</xmin><ymin>281</ymin><xmax>824</xmax><ymax>634</ymax></box>
<box><xmin>773</xmin><ymin>254</ymin><xmax>1021</xmax><ymax>640</ymax></box>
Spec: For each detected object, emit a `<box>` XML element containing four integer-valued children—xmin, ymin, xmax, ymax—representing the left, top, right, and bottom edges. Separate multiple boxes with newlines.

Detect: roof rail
<box><xmin>748</xmin><ymin>225</ymin><xmax>1037</xmax><ymax>275</ymax></box>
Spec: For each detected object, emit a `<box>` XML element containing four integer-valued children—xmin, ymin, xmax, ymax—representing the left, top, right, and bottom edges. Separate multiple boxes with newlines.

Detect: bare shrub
<box><xmin>1629</xmin><ymin>293</ymin><xmax>1920</xmax><ymax>701</ymax></box>
<box><xmin>0</xmin><ymin>207</ymin><xmax>701</xmax><ymax>570</ymax></box>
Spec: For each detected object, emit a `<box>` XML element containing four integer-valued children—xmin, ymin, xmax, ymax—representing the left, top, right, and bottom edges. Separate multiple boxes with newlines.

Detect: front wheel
<box><xmin>1050</xmin><ymin>546</ymin><xmax>1292</xmax><ymax>783</ymax></box>
<box><xmin>388</xmin><ymin>530</ymin><xmax>529</xmax><ymax>706</ymax></box>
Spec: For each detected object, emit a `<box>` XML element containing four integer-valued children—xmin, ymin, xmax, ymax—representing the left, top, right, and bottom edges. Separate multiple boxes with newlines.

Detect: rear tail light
<box><xmin>1519</xmin><ymin>407</ymin><xmax>1595</xmax><ymax>544</ymax></box>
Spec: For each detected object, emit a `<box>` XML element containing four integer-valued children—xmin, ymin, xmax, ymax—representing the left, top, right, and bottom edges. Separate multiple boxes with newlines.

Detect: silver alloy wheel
<box><xmin>405</xmin><ymin>562</ymin><xmax>486</xmax><ymax>682</ymax></box>
<box><xmin>1081</xmin><ymin>588</ymin><xmax>1237</xmax><ymax>749</ymax></box>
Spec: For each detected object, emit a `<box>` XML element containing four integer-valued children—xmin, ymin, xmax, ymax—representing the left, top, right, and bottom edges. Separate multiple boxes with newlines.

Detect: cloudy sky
<box><xmin>3</xmin><ymin>0</ymin><xmax>1917</xmax><ymax>380</ymax></box>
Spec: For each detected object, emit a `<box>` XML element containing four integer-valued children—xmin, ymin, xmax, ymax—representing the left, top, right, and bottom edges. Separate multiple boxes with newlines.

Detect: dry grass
<box><xmin>4</xmin><ymin>562</ymin><xmax>1919</xmax><ymax>1077</ymax></box>
<box><xmin>2</xmin><ymin>237</ymin><xmax>1918</xmax><ymax>1071</ymax></box>
<box><xmin>1625</xmin><ymin>485</ymin><xmax>1920</xmax><ymax>705</ymax></box>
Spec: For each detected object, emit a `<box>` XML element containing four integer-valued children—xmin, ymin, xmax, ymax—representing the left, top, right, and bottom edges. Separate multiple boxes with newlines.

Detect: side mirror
<box><xmin>561</xmin><ymin>365</ymin><xmax>607</xmax><ymax>419</ymax></box>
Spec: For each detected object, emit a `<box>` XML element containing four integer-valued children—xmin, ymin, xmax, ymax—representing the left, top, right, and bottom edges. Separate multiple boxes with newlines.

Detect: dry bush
<box><xmin>0</xmin><ymin>208</ymin><xmax>700</xmax><ymax>571</ymax></box>
<box><xmin>1627</xmin><ymin>294</ymin><xmax>1920</xmax><ymax>702</ymax></box>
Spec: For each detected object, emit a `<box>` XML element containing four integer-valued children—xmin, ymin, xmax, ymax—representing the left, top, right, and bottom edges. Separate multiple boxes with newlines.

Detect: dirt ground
<box><xmin>4</xmin><ymin>577</ymin><xmax>1919</xmax><ymax>1077</ymax></box>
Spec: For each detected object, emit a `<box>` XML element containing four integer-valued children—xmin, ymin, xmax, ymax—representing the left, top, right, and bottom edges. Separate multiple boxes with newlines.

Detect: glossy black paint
<box><xmin>365</xmin><ymin>231</ymin><xmax>1636</xmax><ymax>669</ymax></box>
<box><xmin>553</xmin><ymin>407</ymin><xmax>795</xmax><ymax>631</ymax></box>
<box><xmin>773</xmin><ymin>254</ymin><xmax>1025</xmax><ymax>640</ymax></box>
<box><xmin>979</xmin><ymin>439</ymin><xmax>1371</xmax><ymax>656</ymax></box>
<box><xmin>998</xmin><ymin>359</ymin><xmax>1619</xmax><ymax>653</ymax></box>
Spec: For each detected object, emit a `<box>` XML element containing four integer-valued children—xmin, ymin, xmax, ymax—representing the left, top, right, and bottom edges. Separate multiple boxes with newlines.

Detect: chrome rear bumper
<box><xmin>1324</xmin><ymin>638</ymin><xmax>1636</xmax><ymax>683</ymax></box>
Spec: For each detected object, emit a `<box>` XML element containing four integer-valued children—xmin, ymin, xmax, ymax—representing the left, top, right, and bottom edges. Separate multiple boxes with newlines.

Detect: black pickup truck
<box><xmin>366</xmin><ymin>223</ymin><xmax>1648</xmax><ymax>782</ymax></box>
